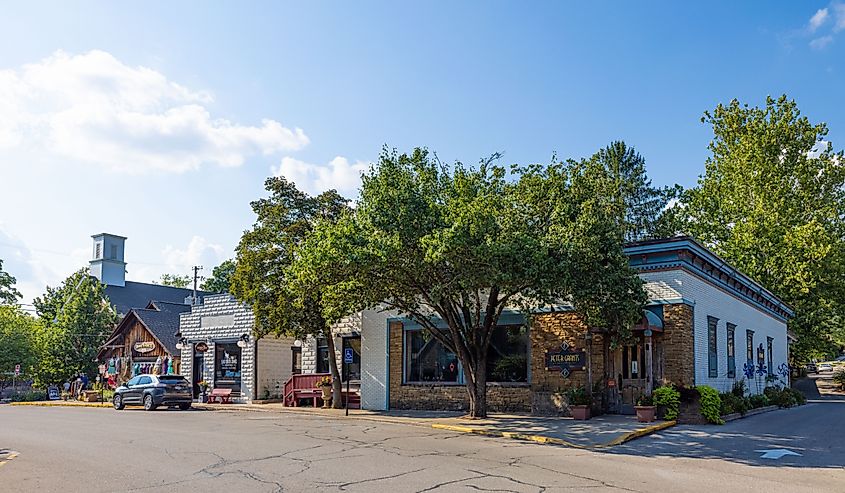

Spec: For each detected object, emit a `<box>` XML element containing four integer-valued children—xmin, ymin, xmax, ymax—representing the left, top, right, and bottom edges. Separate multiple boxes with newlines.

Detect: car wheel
<box><xmin>113</xmin><ymin>395</ymin><xmax>125</xmax><ymax>410</ymax></box>
<box><xmin>179</xmin><ymin>403</ymin><xmax>191</xmax><ymax>411</ymax></box>
<box><xmin>143</xmin><ymin>394</ymin><xmax>157</xmax><ymax>411</ymax></box>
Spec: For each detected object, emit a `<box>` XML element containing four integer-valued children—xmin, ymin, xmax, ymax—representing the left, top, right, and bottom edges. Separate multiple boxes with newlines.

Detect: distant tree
<box><xmin>201</xmin><ymin>260</ymin><xmax>236</xmax><ymax>293</ymax></box>
<box><xmin>291</xmin><ymin>148</ymin><xmax>646</xmax><ymax>417</ymax></box>
<box><xmin>0</xmin><ymin>259</ymin><xmax>22</xmax><ymax>305</ymax></box>
<box><xmin>157</xmin><ymin>273</ymin><xmax>191</xmax><ymax>288</ymax></box>
<box><xmin>31</xmin><ymin>269</ymin><xmax>119</xmax><ymax>387</ymax></box>
<box><xmin>588</xmin><ymin>141</ymin><xmax>681</xmax><ymax>242</ymax></box>
<box><xmin>0</xmin><ymin>305</ymin><xmax>38</xmax><ymax>391</ymax></box>
<box><xmin>680</xmin><ymin>95</ymin><xmax>845</xmax><ymax>360</ymax></box>
<box><xmin>230</xmin><ymin>177</ymin><xmax>350</xmax><ymax>407</ymax></box>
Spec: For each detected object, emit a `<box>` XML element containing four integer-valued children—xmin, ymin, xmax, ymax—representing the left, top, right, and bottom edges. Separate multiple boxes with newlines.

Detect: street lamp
<box><xmin>175</xmin><ymin>337</ymin><xmax>188</xmax><ymax>351</ymax></box>
<box><xmin>236</xmin><ymin>334</ymin><xmax>250</xmax><ymax>348</ymax></box>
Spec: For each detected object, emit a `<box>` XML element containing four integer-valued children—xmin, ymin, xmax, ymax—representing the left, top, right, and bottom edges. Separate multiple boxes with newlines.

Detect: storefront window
<box><xmin>214</xmin><ymin>342</ymin><xmax>242</xmax><ymax>389</ymax></box>
<box><xmin>726</xmin><ymin>323</ymin><xmax>736</xmax><ymax>378</ymax></box>
<box><xmin>316</xmin><ymin>338</ymin><xmax>330</xmax><ymax>374</ymax></box>
<box><xmin>404</xmin><ymin>325</ymin><xmax>528</xmax><ymax>384</ymax></box>
<box><xmin>291</xmin><ymin>347</ymin><xmax>302</xmax><ymax>375</ymax></box>
<box><xmin>342</xmin><ymin>336</ymin><xmax>362</xmax><ymax>381</ymax></box>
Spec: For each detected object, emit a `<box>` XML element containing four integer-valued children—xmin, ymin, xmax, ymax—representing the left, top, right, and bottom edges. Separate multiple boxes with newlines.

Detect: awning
<box><xmin>633</xmin><ymin>310</ymin><xmax>664</xmax><ymax>332</ymax></box>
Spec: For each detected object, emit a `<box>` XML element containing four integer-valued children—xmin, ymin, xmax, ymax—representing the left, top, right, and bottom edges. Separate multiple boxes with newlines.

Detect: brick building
<box><xmin>356</xmin><ymin>237</ymin><xmax>794</xmax><ymax>415</ymax></box>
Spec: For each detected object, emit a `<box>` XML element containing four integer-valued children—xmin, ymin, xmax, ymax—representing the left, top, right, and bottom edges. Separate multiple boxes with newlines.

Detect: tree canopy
<box><xmin>230</xmin><ymin>176</ymin><xmax>350</xmax><ymax>407</ymax></box>
<box><xmin>201</xmin><ymin>259</ymin><xmax>236</xmax><ymax>293</ymax></box>
<box><xmin>680</xmin><ymin>95</ymin><xmax>845</xmax><ymax>359</ymax></box>
<box><xmin>157</xmin><ymin>273</ymin><xmax>191</xmax><ymax>288</ymax></box>
<box><xmin>0</xmin><ymin>305</ymin><xmax>39</xmax><ymax>390</ymax></box>
<box><xmin>291</xmin><ymin>148</ymin><xmax>646</xmax><ymax>417</ymax></box>
<box><xmin>31</xmin><ymin>269</ymin><xmax>118</xmax><ymax>387</ymax></box>
<box><xmin>0</xmin><ymin>259</ymin><xmax>22</xmax><ymax>305</ymax></box>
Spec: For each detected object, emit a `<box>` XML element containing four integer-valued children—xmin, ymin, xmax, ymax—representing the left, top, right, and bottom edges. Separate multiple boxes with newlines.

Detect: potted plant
<box><xmin>635</xmin><ymin>394</ymin><xmax>656</xmax><ymax>422</ymax></box>
<box><xmin>198</xmin><ymin>380</ymin><xmax>209</xmax><ymax>403</ymax></box>
<box><xmin>565</xmin><ymin>386</ymin><xmax>592</xmax><ymax>420</ymax></box>
<box><xmin>316</xmin><ymin>376</ymin><xmax>332</xmax><ymax>408</ymax></box>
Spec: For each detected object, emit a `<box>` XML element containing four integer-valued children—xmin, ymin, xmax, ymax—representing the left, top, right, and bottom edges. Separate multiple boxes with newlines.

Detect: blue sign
<box><xmin>344</xmin><ymin>347</ymin><xmax>354</xmax><ymax>364</ymax></box>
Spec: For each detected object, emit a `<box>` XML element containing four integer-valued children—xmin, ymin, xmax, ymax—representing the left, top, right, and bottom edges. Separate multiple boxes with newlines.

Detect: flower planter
<box><xmin>570</xmin><ymin>405</ymin><xmax>591</xmax><ymax>420</ymax></box>
<box><xmin>319</xmin><ymin>386</ymin><xmax>332</xmax><ymax>408</ymax></box>
<box><xmin>635</xmin><ymin>405</ymin><xmax>656</xmax><ymax>422</ymax></box>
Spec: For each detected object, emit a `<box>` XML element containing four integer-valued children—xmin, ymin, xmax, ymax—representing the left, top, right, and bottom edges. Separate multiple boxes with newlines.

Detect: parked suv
<box><xmin>113</xmin><ymin>374</ymin><xmax>192</xmax><ymax>411</ymax></box>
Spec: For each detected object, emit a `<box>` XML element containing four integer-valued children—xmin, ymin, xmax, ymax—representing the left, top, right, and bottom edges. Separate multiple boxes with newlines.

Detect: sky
<box><xmin>1</xmin><ymin>1</ymin><xmax>844</xmax><ymax>307</ymax></box>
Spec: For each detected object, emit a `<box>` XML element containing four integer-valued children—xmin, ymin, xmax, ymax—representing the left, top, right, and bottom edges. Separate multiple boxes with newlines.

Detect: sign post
<box><xmin>13</xmin><ymin>364</ymin><xmax>20</xmax><ymax>393</ymax></box>
<box><xmin>343</xmin><ymin>347</ymin><xmax>354</xmax><ymax>416</ymax></box>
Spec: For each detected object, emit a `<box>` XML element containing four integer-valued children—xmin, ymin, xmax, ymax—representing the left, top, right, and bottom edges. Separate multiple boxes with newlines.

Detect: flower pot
<box><xmin>570</xmin><ymin>405</ymin><xmax>591</xmax><ymax>420</ymax></box>
<box><xmin>635</xmin><ymin>405</ymin><xmax>656</xmax><ymax>422</ymax></box>
<box><xmin>319</xmin><ymin>386</ymin><xmax>332</xmax><ymax>408</ymax></box>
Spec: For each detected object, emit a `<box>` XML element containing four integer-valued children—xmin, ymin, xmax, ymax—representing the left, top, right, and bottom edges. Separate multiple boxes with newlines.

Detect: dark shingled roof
<box><xmin>132</xmin><ymin>307</ymin><xmax>188</xmax><ymax>356</ymax></box>
<box><xmin>104</xmin><ymin>281</ymin><xmax>209</xmax><ymax>316</ymax></box>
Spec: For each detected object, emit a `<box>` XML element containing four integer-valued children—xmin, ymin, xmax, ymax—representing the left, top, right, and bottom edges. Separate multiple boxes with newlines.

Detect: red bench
<box><xmin>209</xmin><ymin>388</ymin><xmax>232</xmax><ymax>404</ymax></box>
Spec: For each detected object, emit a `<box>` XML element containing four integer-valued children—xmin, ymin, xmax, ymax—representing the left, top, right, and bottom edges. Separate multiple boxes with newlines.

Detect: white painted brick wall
<box><xmin>360</xmin><ymin>308</ymin><xmax>395</xmax><ymax>410</ymax></box>
<box><xmin>256</xmin><ymin>335</ymin><xmax>294</xmax><ymax>399</ymax></box>
<box><xmin>639</xmin><ymin>270</ymin><xmax>789</xmax><ymax>394</ymax></box>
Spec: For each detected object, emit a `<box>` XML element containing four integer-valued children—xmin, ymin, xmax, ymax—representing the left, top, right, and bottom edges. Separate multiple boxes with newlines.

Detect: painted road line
<box><xmin>0</xmin><ymin>451</ymin><xmax>20</xmax><ymax>468</ymax></box>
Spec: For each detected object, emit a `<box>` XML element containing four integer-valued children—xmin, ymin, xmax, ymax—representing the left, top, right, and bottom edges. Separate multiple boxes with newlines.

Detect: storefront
<box><xmin>97</xmin><ymin>301</ymin><xmax>188</xmax><ymax>386</ymax></box>
<box><xmin>357</xmin><ymin>236</ymin><xmax>795</xmax><ymax>415</ymax></box>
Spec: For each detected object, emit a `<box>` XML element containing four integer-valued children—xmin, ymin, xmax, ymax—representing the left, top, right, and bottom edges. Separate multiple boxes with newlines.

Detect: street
<box><xmin>2</xmin><ymin>404</ymin><xmax>843</xmax><ymax>492</ymax></box>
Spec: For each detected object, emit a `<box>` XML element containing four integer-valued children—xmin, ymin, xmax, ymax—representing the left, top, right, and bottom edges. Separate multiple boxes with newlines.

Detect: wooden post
<box><xmin>645</xmin><ymin>329</ymin><xmax>653</xmax><ymax>396</ymax></box>
<box><xmin>585</xmin><ymin>332</ymin><xmax>593</xmax><ymax>400</ymax></box>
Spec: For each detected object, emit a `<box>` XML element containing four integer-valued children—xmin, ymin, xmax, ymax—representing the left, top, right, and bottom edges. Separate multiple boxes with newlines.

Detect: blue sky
<box><xmin>1</xmin><ymin>1</ymin><xmax>843</xmax><ymax>305</ymax></box>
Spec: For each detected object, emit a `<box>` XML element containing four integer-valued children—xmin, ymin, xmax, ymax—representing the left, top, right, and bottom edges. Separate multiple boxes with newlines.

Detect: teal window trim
<box><xmin>767</xmin><ymin>337</ymin><xmax>774</xmax><ymax>376</ymax></box>
<box><xmin>707</xmin><ymin>316</ymin><xmax>718</xmax><ymax>378</ymax></box>
<box><xmin>726</xmin><ymin>323</ymin><xmax>736</xmax><ymax>378</ymax></box>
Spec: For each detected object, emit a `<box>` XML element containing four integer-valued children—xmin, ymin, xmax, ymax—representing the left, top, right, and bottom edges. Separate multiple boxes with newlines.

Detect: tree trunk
<box><xmin>465</xmin><ymin>356</ymin><xmax>488</xmax><ymax>418</ymax></box>
<box><xmin>325</xmin><ymin>332</ymin><xmax>343</xmax><ymax>409</ymax></box>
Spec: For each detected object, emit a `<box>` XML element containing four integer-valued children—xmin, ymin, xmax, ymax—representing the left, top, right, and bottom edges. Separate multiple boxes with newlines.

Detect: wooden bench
<box><xmin>209</xmin><ymin>388</ymin><xmax>232</xmax><ymax>404</ymax></box>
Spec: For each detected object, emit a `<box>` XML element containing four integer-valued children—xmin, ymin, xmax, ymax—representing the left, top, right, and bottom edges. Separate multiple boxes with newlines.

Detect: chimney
<box><xmin>89</xmin><ymin>233</ymin><xmax>127</xmax><ymax>287</ymax></box>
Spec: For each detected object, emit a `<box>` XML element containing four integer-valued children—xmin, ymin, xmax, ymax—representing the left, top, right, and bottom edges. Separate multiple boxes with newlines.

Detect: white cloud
<box><xmin>272</xmin><ymin>156</ymin><xmax>370</xmax><ymax>197</ymax></box>
<box><xmin>158</xmin><ymin>236</ymin><xmax>227</xmax><ymax>282</ymax></box>
<box><xmin>0</xmin><ymin>50</ymin><xmax>309</xmax><ymax>173</ymax></box>
<box><xmin>810</xmin><ymin>35</ymin><xmax>835</xmax><ymax>49</ymax></box>
<box><xmin>809</xmin><ymin>8</ymin><xmax>829</xmax><ymax>32</ymax></box>
<box><xmin>835</xmin><ymin>3</ymin><xmax>845</xmax><ymax>32</ymax></box>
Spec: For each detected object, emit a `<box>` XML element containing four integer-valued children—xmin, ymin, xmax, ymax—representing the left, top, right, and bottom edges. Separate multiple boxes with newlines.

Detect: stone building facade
<box><xmin>358</xmin><ymin>236</ymin><xmax>794</xmax><ymax>415</ymax></box>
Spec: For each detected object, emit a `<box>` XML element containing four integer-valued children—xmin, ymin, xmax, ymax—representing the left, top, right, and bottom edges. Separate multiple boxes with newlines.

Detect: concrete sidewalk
<box><xmin>194</xmin><ymin>402</ymin><xmax>675</xmax><ymax>448</ymax></box>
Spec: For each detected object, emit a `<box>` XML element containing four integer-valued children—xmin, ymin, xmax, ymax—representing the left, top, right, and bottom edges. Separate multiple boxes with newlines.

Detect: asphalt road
<box><xmin>1</xmin><ymin>404</ymin><xmax>843</xmax><ymax>493</ymax></box>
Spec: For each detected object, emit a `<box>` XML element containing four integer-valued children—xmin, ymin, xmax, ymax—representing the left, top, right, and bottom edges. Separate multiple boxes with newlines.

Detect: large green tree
<box><xmin>230</xmin><ymin>177</ymin><xmax>350</xmax><ymax>407</ymax></box>
<box><xmin>157</xmin><ymin>273</ymin><xmax>191</xmax><ymax>288</ymax></box>
<box><xmin>680</xmin><ymin>95</ymin><xmax>845</xmax><ymax>360</ymax></box>
<box><xmin>201</xmin><ymin>259</ymin><xmax>236</xmax><ymax>293</ymax></box>
<box><xmin>588</xmin><ymin>141</ymin><xmax>681</xmax><ymax>242</ymax></box>
<box><xmin>0</xmin><ymin>305</ymin><xmax>39</xmax><ymax>391</ymax></box>
<box><xmin>31</xmin><ymin>269</ymin><xmax>119</xmax><ymax>387</ymax></box>
<box><xmin>0</xmin><ymin>259</ymin><xmax>22</xmax><ymax>305</ymax></box>
<box><xmin>291</xmin><ymin>148</ymin><xmax>646</xmax><ymax>417</ymax></box>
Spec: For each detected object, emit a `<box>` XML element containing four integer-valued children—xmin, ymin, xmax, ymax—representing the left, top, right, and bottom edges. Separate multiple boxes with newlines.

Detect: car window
<box><xmin>138</xmin><ymin>376</ymin><xmax>152</xmax><ymax>385</ymax></box>
<box><xmin>158</xmin><ymin>376</ymin><xmax>188</xmax><ymax>384</ymax></box>
<box><xmin>126</xmin><ymin>376</ymin><xmax>141</xmax><ymax>386</ymax></box>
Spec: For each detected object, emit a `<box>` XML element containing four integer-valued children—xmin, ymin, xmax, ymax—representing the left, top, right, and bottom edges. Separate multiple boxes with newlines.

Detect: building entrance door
<box><xmin>616</xmin><ymin>342</ymin><xmax>647</xmax><ymax>414</ymax></box>
<box><xmin>192</xmin><ymin>354</ymin><xmax>203</xmax><ymax>398</ymax></box>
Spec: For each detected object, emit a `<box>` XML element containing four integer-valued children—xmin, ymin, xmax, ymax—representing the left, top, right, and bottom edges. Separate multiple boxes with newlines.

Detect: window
<box><xmin>726</xmin><ymin>323</ymin><xmax>736</xmax><ymax>378</ymax></box>
<box><xmin>767</xmin><ymin>337</ymin><xmax>774</xmax><ymax>376</ymax></box>
<box><xmin>746</xmin><ymin>330</ymin><xmax>754</xmax><ymax>364</ymax></box>
<box><xmin>110</xmin><ymin>244</ymin><xmax>117</xmax><ymax>260</ymax></box>
<box><xmin>707</xmin><ymin>316</ymin><xmax>718</xmax><ymax>378</ymax></box>
<box><xmin>137</xmin><ymin>376</ymin><xmax>152</xmax><ymax>385</ymax></box>
<box><xmin>316</xmin><ymin>338</ymin><xmax>330</xmax><ymax>374</ymax></box>
<box><xmin>214</xmin><ymin>342</ymin><xmax>242</xmax><ymax>389</ymax></box>
<box><xmin>342</xmin><ymin>336</ymin><xmax>362</xmax><ymax>381</ymax></box>
<box><xmin>95</xmin><ymin>242</ymin><xmax>102</xmax><ymax>259</ymax></box>
<box><xmin>487</xmin><ymin>325</ymin><xmax>528</xmax><ymax>382</ymax></box>
<box><xmin>126</xmin><ymin>376</ymin><xmax>141</xmax><ymax>386</ymax></box>
<box><xmin>404</xmin><ymin>330</ymin><xmax>461</xmax><ymax>383</ymax></box>
<box><xmin>291</xmin><ymin>347</ymin><xmax>302</xmax><ymax>375</ymax></box>
<box><xmin>621</xmin><ymin>344</ymin><xmax>645</xmax><ymax>380</ymax></box>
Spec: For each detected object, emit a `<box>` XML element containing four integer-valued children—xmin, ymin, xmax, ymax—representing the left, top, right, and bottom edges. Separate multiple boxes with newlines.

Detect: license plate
<box><xmin>174</xmin><ymin>386</ymin><xmax>186</xmax><ymax>391</ymax></box>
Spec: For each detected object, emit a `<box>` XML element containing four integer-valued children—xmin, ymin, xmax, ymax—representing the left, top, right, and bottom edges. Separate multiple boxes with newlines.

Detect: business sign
<box><xmin>344</xmin><ymin>347</ymin><xmax>354</xmax><ymax>364</ymax></box>
<box><xmin>47</xmin><ymin>385</ymin><xmax>60</xmax><ymax>400</ymax></box>
<box><xmin>195</xmin><ymin>342</ymin><xmax>209</xmax><ymax>353</ymax></box>
<box><xmin>133</xmin><ymin>341</ymin><xmax>155</xmax><ymax>353</ymax></box>
<box><xmin>544</xmin><ymin>342</ymin><xmax>586</xmax><ymax>378</ymax></box>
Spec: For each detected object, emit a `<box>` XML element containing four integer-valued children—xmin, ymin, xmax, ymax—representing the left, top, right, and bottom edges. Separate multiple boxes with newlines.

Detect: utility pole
<box><xmin>192</xmin><ymin>265</ymin><xmax>204</xmax><ymax>304</ymax></box>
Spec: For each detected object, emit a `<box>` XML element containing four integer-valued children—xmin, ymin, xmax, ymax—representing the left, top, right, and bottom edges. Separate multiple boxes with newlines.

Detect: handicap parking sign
<box><xmin>344</xmin><ymin>347</ymin><xmax>354</xmax><ymax>364</ymax></box>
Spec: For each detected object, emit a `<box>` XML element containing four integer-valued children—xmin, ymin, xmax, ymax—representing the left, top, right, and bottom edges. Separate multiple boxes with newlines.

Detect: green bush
<box><xmin>731</xmin><ymin>379</ymin><xmax>747</xmax><ymax>398</ymax></box>
<box><xmin>763</xmin><ymin>387</ymin><xmax>806</xmax><ymax>408</ymax></box>
<box><xmin>719</xmin><ymin>391</ymin><xmax>749</xmax><ymax>416</ymax></box>
<box><xmin>9</xmin><ymin>390</ymin><xmax>47</xmax><ymax>402</ymax></box>
<box><xmin>653</xmin><ymin>385</ymin><xmax>681</xmax><ymax>420</ymax></box>
<box><xmin>748</xmin><ymin>393</ymin><xmax>770</xmax><ymax>409</ymax></box>
<box><xmin>565</xmin><ymin>386</ymin><xmax>591</xmax><ymax>406</ymax></box>
<box><xmin>833</xmin><ymin>370</ymin><xmax>845</xmax><ymax>390</ymax></box>
<box><xmin>697</xmin><ymin>385</ymin><xmax>724</xmax><ymax>424</ymax></box>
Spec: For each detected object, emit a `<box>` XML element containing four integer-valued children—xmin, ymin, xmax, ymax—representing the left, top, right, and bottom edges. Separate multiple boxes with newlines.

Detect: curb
<box><xmin>9</xmin><ymin>401</ymin><xmax>112</xmax><ymax>408</ymax></box>
<box><xmin>431</xmin><ymin>420</ymin><xmax>677</xmax><ymax>449</ymax></box>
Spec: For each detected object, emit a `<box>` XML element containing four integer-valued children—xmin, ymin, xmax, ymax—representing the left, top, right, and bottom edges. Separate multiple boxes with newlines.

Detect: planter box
<box><xmin>570</xmin><ymin>405</ymin><xmax>591</xmax><ymax>420</ymax></box>
<box><xmin>635</xmin><ymin>405</ymin><xmax>656</xmax><ymax>422</ymax></box>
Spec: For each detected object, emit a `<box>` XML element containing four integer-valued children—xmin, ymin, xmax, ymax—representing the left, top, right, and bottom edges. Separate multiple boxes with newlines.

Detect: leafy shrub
<box><xmin>636</xmin><ymin>394</ymin><xmax>654</xmax><ymax>406</ymax></box>
<box><xmin>565</xmin><ymin>386</ymin><xmax>592</xmax><ymax>406</ymax></box>
<box><xmin>677</xmin><ymin>385</ymin><xmax>699</xmax><ymax>403</ymax></box>
<box><xmin>9</xmin><ymin>390</ymin><xmax>47</xmax><ymax>402</ymax></box>
<box><xmin>653</xmin><ymin>385</ymin><xmax>681</xmax><ymax>420</ymax></box>
<box><xmin>748</xmin><ymin>393</ymin><xmax>770</xmax><ymax>409</ymax></box>
<box><xmin>731</xmin><ymin>379</ymin><xmax>747</xmax><ymax>398</ymax></box>
<box><xmin>719</xmin><ymin>392</ymin><xmax>749</xmax><ymax>416</ymax></box>
<box><xmin>763</xmin><ymin>387</ymin><xmax>805</xmax><ymax>408</ymax></box>
<box><xmin>833</xmin><ymin>370</ymin><xmax>845</xmax><ymax>391</ymax></box>
<box><xmin>697</xmin><ymin>385</ymin><xmax>724</xmax><ymax>424</ymax></box>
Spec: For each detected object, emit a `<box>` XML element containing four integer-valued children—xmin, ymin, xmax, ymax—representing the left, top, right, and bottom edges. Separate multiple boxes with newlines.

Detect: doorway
<box><xmin>616</xmin><ymin>341</ymin><xmax>647</xmax><ymax>414</ymax></box>
<box><xmin>342</xmin><ymin>335</ymin><xmax>362</xmax><ymax>381</ymax></box>
<box><xmin>192</xmin><ymin>353</ymin><xmax>204</xmax><ymax>398</ymax></box>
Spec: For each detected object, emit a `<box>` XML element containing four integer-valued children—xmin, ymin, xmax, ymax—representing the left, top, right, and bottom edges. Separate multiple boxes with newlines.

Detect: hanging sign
<box><xmin>544</xmin><ymin>342</ymin><xmax>586</xmax><ymax>378</ymax></box>
<box><xmin>133</xmin><ymin>341</ymin><xmax>155</xmax><ymax>353</ymax></box>
<box><xmin>195</xmin><ymin>342</ymin><xmax>209</xmax><ymax>353</ymax></box>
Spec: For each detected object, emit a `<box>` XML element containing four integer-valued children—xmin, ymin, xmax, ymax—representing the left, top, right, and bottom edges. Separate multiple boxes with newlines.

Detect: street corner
<box><xmin>0</xmin><ymin>449</ymin><xmax>20</xmax><ymax>468</ymax></box>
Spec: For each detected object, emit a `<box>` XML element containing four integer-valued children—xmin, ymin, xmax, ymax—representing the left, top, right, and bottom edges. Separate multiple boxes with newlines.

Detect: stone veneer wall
<box><xmin>660</xmin><ymin>303</ymin><xmax>695</xmax><ymax>386</ymax></box>
<box><xmin>387</xmin><ymin>320</ymin><xmax>532</xmax><ymax>412</ymax></box>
